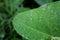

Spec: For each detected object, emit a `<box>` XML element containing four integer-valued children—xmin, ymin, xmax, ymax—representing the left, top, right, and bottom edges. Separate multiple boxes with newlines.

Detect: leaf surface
<box><xmin>13</xmin><ymin>1</ymin><xmax>60</xmax><ymax>40</ymax></box>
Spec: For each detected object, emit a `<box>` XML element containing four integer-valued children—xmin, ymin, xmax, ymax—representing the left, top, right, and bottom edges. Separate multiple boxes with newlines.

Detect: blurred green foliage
<box><xmin>0</xmin><ymin>0</ymin><xmax>59</xmax><ymax>40</ymax></box>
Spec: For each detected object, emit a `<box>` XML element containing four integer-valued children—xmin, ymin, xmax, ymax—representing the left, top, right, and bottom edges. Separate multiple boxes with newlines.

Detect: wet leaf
<box><xmin>13</xmin><ymin>1</ymin><xmax>60</xmax><ymax>40</ymax></box>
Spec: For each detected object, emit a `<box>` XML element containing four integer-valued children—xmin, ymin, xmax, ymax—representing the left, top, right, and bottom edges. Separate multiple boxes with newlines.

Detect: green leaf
<box><xmin>4</xmin><ymin>0</ymin><xmax>24</xmax><ymax>14</ymax></box>
<box><xmin>4</xmin><ymin>0</ymin><xmax>24</xmax><ymax>9</ymax></box>
<box><xmin>13</xmin><ymin>1</ymin><xmax>60</xmax><ymax>40</ymax></box>
<box><xmin>35</xmin><ymin>0</ymin><xmax>53</xmax><ymax>5</ymax></box>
